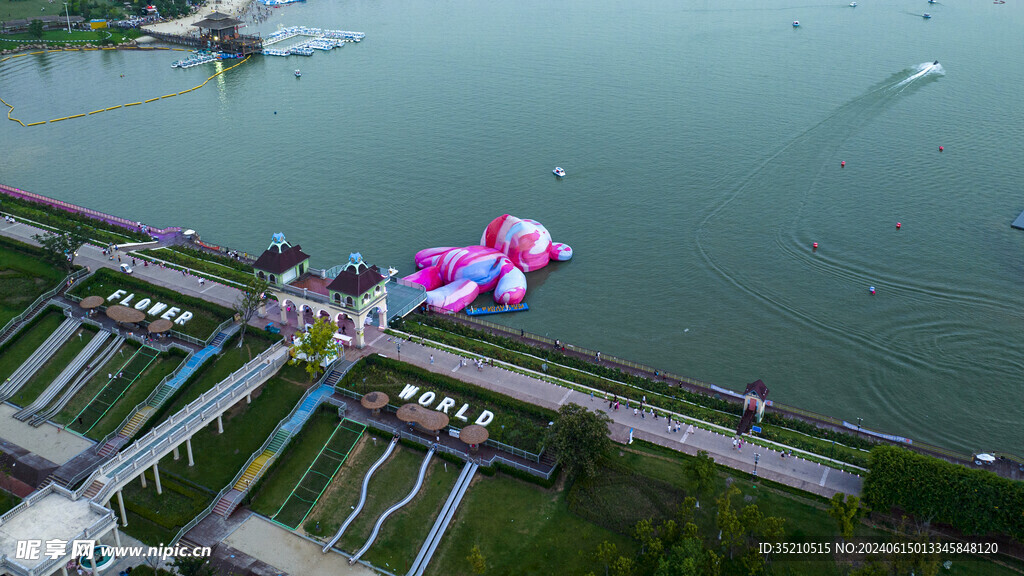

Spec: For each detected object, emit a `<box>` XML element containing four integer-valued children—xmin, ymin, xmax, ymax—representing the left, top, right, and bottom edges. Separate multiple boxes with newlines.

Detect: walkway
<box><xmin>0</xmin><ymin>404</ymin><xmax>92</xmax><ymax>465</ymax></box>
<box><xmin>224</xmin><ymin>514</ymin><xmax>375</xmax><ymax>576</ymax></box>
<box><xmin>366</xmin><ymin>329</ymin><xmax>864</xmax><ymax>498</ymax></box>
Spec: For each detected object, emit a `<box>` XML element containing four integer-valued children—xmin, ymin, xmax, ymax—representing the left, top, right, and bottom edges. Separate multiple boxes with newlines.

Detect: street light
<box><xmin>63</xmin><ymin>2</ymin><xmax>71</xmax><ymax>33</ymax></box>
<box><xmin>753</xmin><ymin>453</ymin><xmax>760</xmax><ymax>479</ymax></box>
<box><xmin>397</xmin><ymin>342</ymin><xmax>401</xmax><ymax>362</ymax></box>
<box><xmin>856</xmin><ymin>417</ymin><xmax>863</xmax><ymax>435</ymax></box>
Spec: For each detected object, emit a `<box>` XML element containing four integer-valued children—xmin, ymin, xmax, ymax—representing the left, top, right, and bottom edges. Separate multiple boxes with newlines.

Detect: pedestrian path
<box><xmin>369</xmin><ymin>329</ymin><xmax>863</xmax><ymax>498</ymax></box>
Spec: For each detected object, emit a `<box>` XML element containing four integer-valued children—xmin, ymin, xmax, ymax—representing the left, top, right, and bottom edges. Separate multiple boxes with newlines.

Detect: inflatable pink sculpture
<box><xmin>403</xmin><ymin>215</ymin><xmax>573</xmax><ymax>312</ymax></box>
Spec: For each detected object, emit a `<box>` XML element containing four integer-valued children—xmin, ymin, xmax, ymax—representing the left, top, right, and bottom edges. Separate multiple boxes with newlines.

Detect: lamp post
<box><xmin>396</xmin><ymin>342</ymin><xmax>401</xmax><ymax>362</ymax></box>
<box><xmin>63</xmin><ymin>1</ymin><xmax>71</xmax><ymax>33</ymax></box>
<box><xmin>753</xmin><ymin>453</ymin><xmax>760</xmax><ymax>479</ymax></box>
<box><xmin>856</xmin><ymin>417</ymin><xmax>863</xmax><ymax>435</ymax></box>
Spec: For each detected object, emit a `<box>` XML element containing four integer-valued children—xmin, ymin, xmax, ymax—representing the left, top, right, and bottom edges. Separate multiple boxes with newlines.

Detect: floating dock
<box><xmin>1013</xmin><ymin>210</ymin><xmax>1024</xmax><ymax>230</ymax></box>
<box><xmin>171</xmin><ymin>52</ymin><xmax>222</xmax><ymax>68</ymax></box>
<box><xmin>261</xmin><ymin>26</ymin><xmax>364</xmax><ymax>57</ymax></box>
<box><xmin>465</xmin><ymin>303</ymin><xmax>529</xmax><ymax>316</ymax></box>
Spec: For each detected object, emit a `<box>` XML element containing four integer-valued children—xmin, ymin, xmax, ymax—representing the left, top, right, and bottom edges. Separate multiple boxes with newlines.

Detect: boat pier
<box><xmin>261</xmin><ymin>26</ymin><xmax>364</xmax><ymax>57</ymax></box>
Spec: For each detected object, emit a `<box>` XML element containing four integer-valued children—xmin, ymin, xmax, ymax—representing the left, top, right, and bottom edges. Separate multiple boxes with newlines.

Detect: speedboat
<box><xmin>294</xmin><ymin>69</ymin><xmax>301</xmax><ymax>77</ymax></box>
<box><xmin>927</xmin><ymin>0</ymin><xmax>936</xmax><ymax>3</ymax></box>
<box><xmin>849</xmin><ymin>2</ymin><xmax>856</xmax><ymax>6</ymax></box>
<box><xmin>792</xmin><ymin>20</ymin><xmax>800</xmax><ymax>27</ymax></box>
<box><xmin>553</xmin><ymin>167</ymin><xmax>566</xmax><ymax>178</ymax></box>
<box><xmin>932</xmin><ymin>60</ymin><xmax>939</xmax><ymax>65</ymax></box>
<box><xmin>922</xmin><ymin>12</ymin><xmax>931</xmax><ymax>18</ymax></box>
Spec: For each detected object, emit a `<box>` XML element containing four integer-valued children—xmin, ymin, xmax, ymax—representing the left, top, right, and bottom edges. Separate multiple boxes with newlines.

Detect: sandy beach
<box><xmin>142</xmin><ymin>0</ymin><xmax>254</xmax><ymax>36</ymax></box>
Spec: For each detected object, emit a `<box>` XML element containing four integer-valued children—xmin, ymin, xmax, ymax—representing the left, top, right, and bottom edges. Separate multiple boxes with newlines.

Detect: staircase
<box><xmin>0</xmin><ymin>318</ymin><xmax>81</xmax><ymax>402</ymax></box>
<box><xmin>98</xmin><ymin>436</ymin><xmax>128</xmax><ymax>458</ymax></box>
<box><xmin>233</xmin><ymin>451</ymin><xmax>273</xmax><ymax>491</ymax></box>
<box><xmin>83</xmin><ymin>480</ymin><xmax>105</xmax><ymax>499</ymax></box>
<box><xmin>118</xmin><ymin>407</ymin><xmax>153</xmax><ymax>438</ymax></box>
<box><xmin>210</xmin><ymin>331</ymin><xmax>229</xmax><ymax>348</ymax></box>
<box><xmin>212</xmin><ymin>490</ymin><xmax>244</xmax><ymax>517</ymax></box>
<box><xmin>14</xmin><ymin>331</ymin><xmax>111</xmax><ymax>421</ymax></box>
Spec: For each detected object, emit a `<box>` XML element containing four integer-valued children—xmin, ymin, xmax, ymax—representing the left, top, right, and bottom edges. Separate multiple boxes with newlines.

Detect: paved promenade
<box><xmin>224</xmin><ymin>515</ymin><xmax>375</xmax><ymax>576</ymax></box>
<box><xmin>0</xmin><ymin>220</ymin><xmax>862</xmax><ymax>497</ymax></box>
<box><xmin>0</xmin><ymin>404</ymin><xmax>92</xmax><ymax>465</ymax></box>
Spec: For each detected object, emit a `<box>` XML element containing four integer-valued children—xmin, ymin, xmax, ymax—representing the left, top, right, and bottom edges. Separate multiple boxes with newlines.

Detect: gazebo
<box><xmin>105</xmin><ymin>305</ymin><xmax>145</xmax><ymax>325</ymax></box>
<box><xmin>361</xmin><ymin>392</ymin><xmax>389</xmax><ymax>416</ymax></box>
<box><xmin>396</xmin><ymin>403</ymin><xmax>449</xmax><ymax>433</ymax></box>
<box><xmin>192</xmin><ymin>11</ymin><xmax>263</xmax><ymax>56</ymax></box>
<box><xmin>79</xmin><ymin>295</ymin><xmax>104</xmax><ymax>310</ymax></box>
<box><xmin>458</xmin><ymin>424</ymin><xmax>489</xmax><ymax>453</ymax></box>
<box><xmin>147</xmin><ymin>318</ymin><xmax>174</xmax><ymax>334</ymax></box>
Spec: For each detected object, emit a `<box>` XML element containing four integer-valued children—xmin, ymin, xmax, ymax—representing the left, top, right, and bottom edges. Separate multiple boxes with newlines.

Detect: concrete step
<box><xmin>118</xmin><ymin>407</ymin><xmax>152</xmax><ymax>438</ymax></box>
<box><xmin>83</xmin><ymin>480</ymin><xmax>105</xmax><ymax>499</ymax></box>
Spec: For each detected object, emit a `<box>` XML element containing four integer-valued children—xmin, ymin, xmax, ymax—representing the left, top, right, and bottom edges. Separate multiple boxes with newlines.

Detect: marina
<box><xmin>170</xmin><ymin>51</ymin><xmax>222</xmax><ymax>68</ymax></box>
<box><xmin>262</xmin><ymin>26</ymin><xmax>364</xmax><ymax>57</ymax></box>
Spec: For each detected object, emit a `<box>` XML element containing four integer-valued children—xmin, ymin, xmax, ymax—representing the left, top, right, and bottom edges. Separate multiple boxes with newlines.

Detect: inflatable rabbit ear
<box><xmin>549</xmin><ymin>242</ymin><xmax>573</xmax><ymax>261</ymax></box>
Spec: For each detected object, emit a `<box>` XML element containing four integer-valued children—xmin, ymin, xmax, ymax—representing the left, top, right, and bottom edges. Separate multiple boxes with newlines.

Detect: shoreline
<box><xmin>142</xmin><ymin>0</ymin><xmax>255</xmax><ymax>37</ymax></box>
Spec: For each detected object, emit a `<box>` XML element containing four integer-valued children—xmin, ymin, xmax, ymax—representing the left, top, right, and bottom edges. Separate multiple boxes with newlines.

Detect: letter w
<box><xmin>398</xmin><ymin>384</ymin><xmax>419</xmax><ymax>401</ymax></box>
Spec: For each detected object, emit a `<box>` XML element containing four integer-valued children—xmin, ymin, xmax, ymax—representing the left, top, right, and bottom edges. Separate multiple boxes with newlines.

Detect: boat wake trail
<box><xmin>893</xmin><ymin>61</ymin><xmax>944</xmax><ymax>92</ymax></box>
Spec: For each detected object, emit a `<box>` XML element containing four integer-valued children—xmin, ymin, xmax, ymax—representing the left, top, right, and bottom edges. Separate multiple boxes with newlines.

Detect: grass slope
<box><xmin>53</xmin><ymin>340</ymin><xmax>138</xmax><ymax>425</ymax></box>
<box><xmin>9</xmin><ymin>324</ymin><xmax>95</xmax><ymax>408</ymax></box>
<box><xmin>0</xmin><ymin>237</ymin><xmax>64</xmax><ymax>326</ymax></box>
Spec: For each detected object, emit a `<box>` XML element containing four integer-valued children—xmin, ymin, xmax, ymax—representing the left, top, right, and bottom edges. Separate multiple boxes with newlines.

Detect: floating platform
<box><xmin>1013</xmin><ymin>210</ymin><xmax>1024</xmax><ymax>230</ymax></box>
<box><xmin>465</xmin><ymin>303</ymin><xmax>529</xmax><ymax>316</ymax></box>
<box><xmin>261</xmin><ymin>26</ymin><xmax>364</xmax><ymax>57</ymax></box>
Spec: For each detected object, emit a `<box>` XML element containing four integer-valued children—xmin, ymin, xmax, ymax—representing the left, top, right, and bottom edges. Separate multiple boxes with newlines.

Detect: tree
<box><xmin>594</xmin><ymin>541</ymin><xmax>618</xmax><ymax>576</ymax></box>
<box><xmin>685</xmin><ymin>450</ymin><xmax>717</xmax><ymax>502</ymax></box>
<box><xmin>633</xmin><ymin>518</ymin><xmax>654</xmax><ymax>554</ymax></box>
<box><xmin>28</xmin><ymin>19</ymin><xmax>44</xmax><ymax>39</ymax></box>
<box><xmin>233</xmin><ymin>276</ymin><xmax>268</xmax><ymax>349</ymax></box>
<box><xmin>715</xmin><ymin>486</ymin><xmax>743</xmax><ymax>559</ymax></box>
<box><xmin>610</xmin><ymin>556</ymin><xmax>635</xmax><ymax>576</ymax></box>
<box><xmin>291</xmin><ymin>316</ymin><xmax>337</xmax><ymax>381</ymax></box>
<box><xmin>828</xmin><ymin>493</ymin><xmax>865</xmax><ymax>541</ymax></box>
<box><xmin>548</xmin><ymin>403</ymin><xmax>611</xmax><ymax>480</ymax></box>
<box><xmin>466</xmin><ymin>544</ymin><xmax>486</xmax><ymax>574</ymax></box>
<box><xmin>33</xmin><ymin>229</ymin><xmax>85</xmax><ymax>272</ymax></box>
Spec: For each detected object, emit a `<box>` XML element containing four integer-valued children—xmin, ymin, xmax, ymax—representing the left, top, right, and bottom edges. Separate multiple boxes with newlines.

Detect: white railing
<box><xmin>82</xmin><ymin>342</ymin><xmax>288</xmax><ymax>501</ymax></box>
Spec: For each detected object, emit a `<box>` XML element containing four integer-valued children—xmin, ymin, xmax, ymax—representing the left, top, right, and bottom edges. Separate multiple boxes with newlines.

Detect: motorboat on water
<box><xmin>922</xmin><ymin>12</ymin><xmax>931</xmax><ymax>18</ymax></box>
<box><xmin>849</xmin><ymin>2</ymin><xmax>856</xmax><ymax>6</ymax></box>
<box><xmin>792</xmin><ymin>20</ymin><xmax>800</xmax><ymax>27</ymax></box>
<box><xmin>928</xmin><ymin>0</ymin><xmax>936</xmax><ymax>3</ymax></box>
<box><xmin>553</xmin><ymin>167</ymin><xmax>566</xmax><ymax>178</ymax></box>
<box><xmin>932</xmin><ymin>60</ymin><xmax>939</xmax><ymax>65</ymax></box>
<box><xmin>295</xmin><ymin>69</ymin><xmax>302</xmax><ymax>77</ymax></box>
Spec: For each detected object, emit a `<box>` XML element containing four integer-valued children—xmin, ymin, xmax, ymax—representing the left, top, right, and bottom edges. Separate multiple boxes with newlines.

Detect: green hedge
<box><xmin>68</xmin><ymin>267</ymin><xmax>232</xmax><ymax>340</ymax></box>
<box><xmin>168</xmin><ymin>245</ymin><xmax>255</xmax><ymax>273</ymax></box>
<box><xmin>341</xmin><ymin>355</ymin><xmax>555</xmax><ymax>454</ymax></box>
<box><xmin>0</xmin><ymin>194</ymin><xmax>151</xmax><ymax>243</ymax></box>
<box><xmin>135</xmin><ymin>248</ymin><xmax>255</xmax><ymax>287</ymax></box>
<box><xmin>404</xmin><ymin>317</ymin><xmax>873</xmax><ymax>468</ymax></box>
<box><xmin>863</xmin><ymin>445</ymin><xmax>1024</xmax><ymax>542</ymax></box>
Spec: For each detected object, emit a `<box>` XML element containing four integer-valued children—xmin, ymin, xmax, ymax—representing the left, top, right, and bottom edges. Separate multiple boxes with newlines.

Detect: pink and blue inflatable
<box><xmin>403</xmin><ymin>214</ymin><xmax>573</xmax><ymax>312</ymax></box>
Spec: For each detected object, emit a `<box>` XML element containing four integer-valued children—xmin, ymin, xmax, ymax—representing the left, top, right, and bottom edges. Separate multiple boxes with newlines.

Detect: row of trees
<box><xmin>863</xmin><ymin>445</ymin><xmax>1024</xmax><ymax>542</ymax></box>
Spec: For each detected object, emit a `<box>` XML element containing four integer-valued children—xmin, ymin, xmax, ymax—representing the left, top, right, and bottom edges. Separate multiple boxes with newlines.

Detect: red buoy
<box><xmin>896</xmin><ymin>222</ymin><xmax>902</xmax><ymax>229</ymax></box>
<box><xmin>841</xmin><ymin>161</ymin><xmax>846</xmax><ymax>167</ymax></box>
<box><xmin>939</xmin><ymin>146</ymin><xmax>944</xmax><ymax>152</ymax></box>
<box><xmin>812</xmin><ymin>242</ymin><xmax>819</xmax><ymax>251</ymax></box>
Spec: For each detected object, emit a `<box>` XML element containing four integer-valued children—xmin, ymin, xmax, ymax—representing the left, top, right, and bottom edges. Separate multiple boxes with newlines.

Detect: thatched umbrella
<box><xmin>459</xmin><ymin>424</ymin><xmax>489</xmax><ymax>453</ymax></box>
<box><xmin>396</xmin><ymin>403</ymin><xmax>450</xmax><ymax>432</ymax></box>
<box><xmin>361</xmin><ymin>392</ymin><xmax>389</xmax><ymax>416</ymax></box>
<box><xmin>79</xmin><ymin>295</ymin><xmax>105</xmax><ymax>310</ymax></box>
<box><xmin>147</xmin><ymin>319</ymin><xmax>174</xmax><ymax>334</ymax></box>
<box><xmin>105</xmin><ymin>305</ymin><xmax>145</xmax><ymax>324</ymax></box>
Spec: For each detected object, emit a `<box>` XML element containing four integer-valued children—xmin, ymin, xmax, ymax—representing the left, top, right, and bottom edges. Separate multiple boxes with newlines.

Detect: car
<box><xmin>264</xmin><ymin>322</ymin><xmax>281</xmax><ymax>334</ymax></box>
<box><xmin>119</xmin><ymin>263</ymin><xmax>133</xmax><ymax>274</ymax></box>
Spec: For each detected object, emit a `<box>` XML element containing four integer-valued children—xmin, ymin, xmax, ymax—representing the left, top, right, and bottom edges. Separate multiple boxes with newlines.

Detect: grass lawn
<box><xmin>140</xmin><ymin>332</ymin><xmax>280</xmax><ymax>434</ymax></box>
<box><xmin>342</xmin><ymin>356</ymin><xmax>553</xmax><ymax>453</ymax></box>
<box><xmin>121</xmin><ymin>469</ymin><xmax>214</xmax><ymax>546</ymax></box>
<box><xmin>249</xmin><ymin>408</ymin><xmax>342</xmax><ymax>518</ymax></box>
<box><xmin>53</xmin><ymin>340</ymin><xmax>138</xmax><ymax>425</ymax></box>
<box><xmin>427</xmin><ymin>473</ymin><xmax>637</xmax><ymax>576</ymax></box>
<box><xmin>0</xmin><ymin>489</ymin><xmax>20</xmax><ymax>515</ymax></box>
<box><xmin>361</xmin><ymin>455</ymin><xmax>460</xmax><ymax>573</ymax></box>
<box><xmin>301</xmin><ymin>433</ymin><xmax>391</xmax><ymax>539</ymax></box>
<box><xmin>158</xmin><ymin>374</ymin><xmax>307</xmax><ymax>491</ymax></box>
<box><xmin>66</xmin><ymin>345</ymin><xmax>161</xmax><ymax>436</ymax></box>
<box><xmin>0</xmin><ymin>195</ymin><xmax>146</xmax><ymax>245</ymax></box>
<box><xmin>0</xmin><ymin>309</ymin><xmax>62</xmax><ymax>383</ymax></box>
<box><xmin>67</xmin><ymin>268</ymin><xmax>232</xmax><ymax>341</ymax></box>
<box><xmin>0</xmin><ymin>237</ymin><xmax>65</xmax><ymax>327</ymax></box>
<box><xmin>84</xmin><ymin>349</ymin><xmax>184</xmax><ymax>440</ymax></box>
<box><xmin>9</xmin><ymin>323</ymin><xmax>95</xmax><ymax>408</ymax></box>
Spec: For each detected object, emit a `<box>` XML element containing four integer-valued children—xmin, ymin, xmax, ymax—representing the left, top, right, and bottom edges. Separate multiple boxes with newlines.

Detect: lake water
<box><xmin>2</xmin><ymin>0</ymin><xmax>1022</xmax><ymax>454</ymax></box>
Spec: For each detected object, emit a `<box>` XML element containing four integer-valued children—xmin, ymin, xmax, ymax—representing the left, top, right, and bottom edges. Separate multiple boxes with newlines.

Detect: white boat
<box><xmin>923</xmin><ymin>12</ymin><xmax>931</xmax><ymax>18</ymax></box>
<box><xmin>928</xmin><ymin>0</ymin><xmax>936</xmax><ymax>3</ymax></box>
<box><xmin>849</xmin><ymin>2</ymin><xmax>856</xmax><ymax>6</ymax></box>
<box><xmin>552</xmin><ymin>167</ymin><xmax>566</xmax><ymax>177</ymax></box>
<box><xmin>294</xmin><ymin>69</ymin><xmax>301</xmax><ymax>77</ymax></box>
<box><xmin>792</xmin><ymin>20</ymin><xmax>800</xmax><ymax>27</ymax></box>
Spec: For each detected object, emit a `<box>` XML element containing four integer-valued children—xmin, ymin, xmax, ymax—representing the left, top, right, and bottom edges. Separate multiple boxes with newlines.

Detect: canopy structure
<box><xmin>975</xmin><ymin>453</ymin><xmax>996</xmax><ymax>463</ymax></box>
<box><xmin>361</xmin><ymin>391</ymin><xmax>389</xmax><ymax>411</ymax></box>
<box><xmin>105</xmin><ymin>305</ymin><xmax>145</xmax><ymax>324</ymax></box>
<box><xmin>147</xmin><ymin>319</ymin><xmax>174</xmax><ymax>334</ymax></box>
<box><xmin>79</xmin><ymin>295</ymin><xmax>105</xmax><ymax>310</ymax></box>
<box><xmin>396</xmin><ymin>403</ymin><xmax>449</xmax><ymax>431</ymax></box>
<box><xmin>458</xmin><ymin>424</ymin><xmax>489</xmax><ymax>446</ymax></box>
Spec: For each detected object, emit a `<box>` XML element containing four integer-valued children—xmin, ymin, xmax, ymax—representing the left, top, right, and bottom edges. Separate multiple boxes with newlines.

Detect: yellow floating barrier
<box><xmin>162</xmin><ymin>93</ymin><xmax>177</xmax><ymax>98</ymax></box>
<box><xmin>30</xmin><ymin>51</ymin><xmax>45</xmax><ymax>55</ymax></box>
<box><xmin>49</xmin><ymin>117</ymin><xmax>68</xmax><ymax>123</ymax></box>
<box><xmin>25</xmin><ymin>121</ymin><xmax>46</xmax><ymax>126</ymax></box>
<box><xmin>125</xmin><ymin>102</ymin><xmax>142</xmax><ymax>107</ymax></box>
<box><xmin>144</xmin><ymin>98</ymin><xmax>159</xmax><ymax>103</ymax></box>
<box><xmin>105</xmin><ymin>105</ymin><xmax>122</xmax><ymax>111</ymax></box>
<box><xmin>88</xmin><ymin>109</ymin><xmax>105</xmax><ymax>115</ymax></box>
<box><xmin>67</xmin><ymin>113</ymin><xmax>85</xmax><ymax>119</ymax></box>
<box><xmin>177</xmin><ymin>89</ymin><xmax>192</xmax><ymax>95</ymax></box>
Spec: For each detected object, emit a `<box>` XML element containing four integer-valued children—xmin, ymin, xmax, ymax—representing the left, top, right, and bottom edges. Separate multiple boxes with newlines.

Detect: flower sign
<box><xmin>107</xmin><ymin>289</ymin><xmax>194</xmax><ymax>325</ymax></box>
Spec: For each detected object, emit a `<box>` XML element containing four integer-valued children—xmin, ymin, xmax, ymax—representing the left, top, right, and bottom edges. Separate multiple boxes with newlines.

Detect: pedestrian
<box><xmin>614</xmin><ymin>401</ymin><xmax>619</xmax><ymax>410</ymax></box>
<box><xmin>117</xmin><ymin>255</ymin><xmax>121</xmax><ymax>262</ymax></box>
<box><xmin>732</xmin><ymin>438</ymin><xmax>738</xmax><ymax>450</ymax></box>
<box><xmin>596</xmin><ymin>351</ymin><xmax>601</xmax><ymax>361</ymax></box>
<box><xmin>429</xmin><ymin>355</ymin><xmax>434</xmax><ymax>365</ymax></box>
<box><xmin>108</xmin><ymin>373</ymin><xmax>112</xmax><ymax>380</ymax></box>
<box><xmin>641</xmin><ymin>409</ymin><xmax>645</xmax><ymax>419</ymax></box>
<box><xmin>633</xmin><ymin>407</ymin><xmax>638</xmax><ymax>417</ymax></box>
<box><xmin>667</xmin><ymin>422</ymin><xmax>672</xmax><ymax>433</ymax></box>
<box><xmin>653</xmin><ymin>411</ymin><xmax>658</xmax><ymax>420</ymax></box>
<box><xmin>738</xmin><ymin>440</ymin><xmax>743</xmax><ymax>452</ymax></box>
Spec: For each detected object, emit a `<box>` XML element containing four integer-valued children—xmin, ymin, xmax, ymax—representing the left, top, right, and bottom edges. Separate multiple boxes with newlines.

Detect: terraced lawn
<box><xmin>0</xmin><ymin>309</ymin><xmax>62</xmax><ymax>383</ymax></box>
